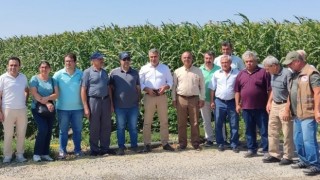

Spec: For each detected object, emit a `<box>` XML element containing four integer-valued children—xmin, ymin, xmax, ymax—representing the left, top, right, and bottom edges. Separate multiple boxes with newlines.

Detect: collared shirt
<box><xmin>214</xmin><ymin>55</ymin><xmax>245</xmax><ymax>70</ymax></box>
<box><xmin>110</xmin><ymin>67</ymin><xmax>140</xmax><ymax>108</ymax></box>
<box><xmin>234</xmin><ymin>67</ymin><xmax>271</xmax><ymax>109</ymax></box>
<box><xmin>53</xmin><ymin>68</ymin><xmax>83</xmax><ymax>110</ymax></box>
<box><xmin>0</xmin><ymin>72</ymin><xmax>28</xmax><ymax>109</ymax></box>
<box><xmin>81</xmin><ymin>66</ymin><xmax>109</xmax><ymax>97</ymax></box>
<box><xmin>200</xmin><ymin>64</ymin><xmax>221</xmax><ymax>102</ymax></box>
<box><xmin>271</xmin><ymin>67</ymin><xmax>292</xmax><ymax>103</ymax></box>
<box><xmin>172</xmin><ymin>65</ymin><xmax>205</xmax><ymax>101</ymax></box>
<box><xmin>139</xmin><ymin>62</ymin><xmax>173</xmax><ymax>90</ymax></box>
<box><xmin>210</xmin><ymin>68</ymin><xmax>239</xmax><ymax>100</ymax></box>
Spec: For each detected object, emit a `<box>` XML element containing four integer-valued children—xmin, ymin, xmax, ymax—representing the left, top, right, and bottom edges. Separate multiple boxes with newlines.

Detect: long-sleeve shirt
<box><xmin>139</xmin><ymin>62</ymin><xmax>173</xmax><ymax>90</ymax></box>
<box><xmin>172</xmin><ymin>65</ymin><xmax>205</xmax><ymax>101</ymax></box>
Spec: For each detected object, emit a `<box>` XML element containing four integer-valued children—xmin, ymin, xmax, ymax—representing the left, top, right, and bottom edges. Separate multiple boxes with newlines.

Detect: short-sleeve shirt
<box><xmin>214</xmin><ymin>55</ymin><xmax>245</xmax><ymax>70</ymax></box>
<box><xmin>234</xmin><ymin>67</ymin><xmax>271</xmax><ymax>109</ymax></box>
<box><xmin>81</xmin><ymin>67</ymin><xmax>109</xmax><ymax>97</ymax></box>
<box><xmin>110</xmin><ymin>67</ymin><xmax>140</xmax><ymax>108</ymax></box>
<box><xmin>271</xmin><ymin>67</ymin><xmax>292</xmax><ymax>102</ymax></box>
<box><xmin>200</xmin><ymin>64</ymin><xmax>221</xmax><ymax>102</ymax></box>
<box><xmin>29</xmin><ymin>75</ymin><xmax>57</xmax><ymax>109</ymax></box>
<box><xmin>0</xmin><ymin>72</ymin><xmax>28</xmax><ymax>109</ymax></box>
<box><xmin>53</xmin><ymin>68</ymin><xmax>83</xmax><ymax>110</ymax></box>
<box><xmin>210</xmin><ymin>68</ymin><xmax>239</xmax><ymax>100</ymax></box>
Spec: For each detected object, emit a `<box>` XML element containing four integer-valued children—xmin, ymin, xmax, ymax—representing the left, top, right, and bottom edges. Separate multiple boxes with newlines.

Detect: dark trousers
<box><xmin>32</xmin><ymin>109</ymin><xmax>54</xmax><ymax>155</ymax></box>
<box><xmin>242</xmin><ymin>109</ymin><xmax>269</xmax><ymax>152</ymax></box>
<box><xmin>88</xmin><ymin>97</ymin><xmax>112</xmax><ymax>153</ymax></box>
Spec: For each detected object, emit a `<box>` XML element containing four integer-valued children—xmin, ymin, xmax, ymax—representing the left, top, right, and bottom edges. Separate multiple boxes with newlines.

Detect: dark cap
<box><xmin>119</xmin><ymin>52</ymin><xmax>131</xmax><ymax>60</ymax></box>
<box><xmin>90</xmin><ymin>52</ymin><xmax>105</xmax><ymax>60</ymax></box>
<box><xmin>282</xmin><ymin>51</ymin><xmax>300</xmax><ymax>65</ymax></box>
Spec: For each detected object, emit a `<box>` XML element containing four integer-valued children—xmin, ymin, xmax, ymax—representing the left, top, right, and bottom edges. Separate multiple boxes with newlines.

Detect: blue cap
<box><xmin>90</xmin><ymin>52</ymin><xmax>105</xmax><ymax>60</ymax></box>
<box><xmin>119</xmin><ymin>52</ymin><xmax>131</xmax><ymax>60</ymax></box>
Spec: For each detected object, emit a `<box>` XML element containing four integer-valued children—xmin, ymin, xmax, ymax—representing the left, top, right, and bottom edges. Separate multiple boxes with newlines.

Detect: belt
<box><xmin>216</xmin><ymin>97</ymin><xmax>235</xmax><ymax>102</ymax></box>
<box><xmin>89</xmin><ymin>95</ymin><xmax>109</xmax><ymax>100</ymax></box>
<box><xmin>178</xmin><ymin>95</ymin><xmax>198</xmax><ymax>98</ymax></box>
<box><xmin>274</xmin><ymin>100</ymin><xmax>287</xmax><ymax>104</ymax></box>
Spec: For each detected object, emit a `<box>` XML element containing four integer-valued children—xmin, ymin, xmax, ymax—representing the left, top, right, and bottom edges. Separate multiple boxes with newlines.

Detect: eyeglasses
<box><xmin>122</xmin><ymin>58</ymin><xmax>131</xmax><ymax>61</ymax></box>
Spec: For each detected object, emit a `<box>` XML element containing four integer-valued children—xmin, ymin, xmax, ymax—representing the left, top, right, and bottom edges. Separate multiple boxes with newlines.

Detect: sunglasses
<box><xmin>122</xmin><ymin>58</ymin><xmax>131</xmax><ymax>61</ymax></box>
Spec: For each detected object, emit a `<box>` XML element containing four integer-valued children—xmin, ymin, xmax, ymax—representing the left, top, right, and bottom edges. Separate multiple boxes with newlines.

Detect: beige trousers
<box><xmin>268</xmin><ymin>101</ymin><xmax>294</xmax><ymax>159</ymax></box>
<box><xmin>143</xmin><ymin>94</ymin><xmax>169</xmax><ymax>145</ymax></box>
<box><xmin>2</xmin><ymin>108</ymin><xmax>27</xmax><ymax>158</ymax></box>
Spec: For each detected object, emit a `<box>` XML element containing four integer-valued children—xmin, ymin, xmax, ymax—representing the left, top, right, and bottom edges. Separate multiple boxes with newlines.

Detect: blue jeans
<box><xmin>242</xmin><ymin>109</ymin><xmax>268</xmax><ymax>152</ymax></box>
<box><xmin>214</xmin><ymin>98</ymin><xmax>239</xmax><ymax>148</ymax></box>
<box><xmin>32</xmin><ymin>109</ymin><xmax>55</xmax><ymax>155</ymax></box>
<box><xmin>294</xmin><ymin>118</ymin><xmax>320</xmax><ymax>167</ymax></box>
<box><xmin>115</xmin><ymin>107</ymin><xmax>139</xmax><ymax>149</ymax></box>
<box><xmin>57</xmin><ymin>109</ymin><xmax>83</xmax><ymax>154</ymax></box>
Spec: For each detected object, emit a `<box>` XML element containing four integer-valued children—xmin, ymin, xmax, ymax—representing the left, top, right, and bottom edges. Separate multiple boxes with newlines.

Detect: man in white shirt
<box><xmin>139</xmin><ymin>48</ymin><xmax>174</xmax><ymax>152</ymax></box>
<box><xmin>214</xmin><ymin>41</ymin><xmax>245</xmax><ymax>70</ymax></box>
<box><xmin>210</xmin><ymin>55</ymin><xmax>240</xmax><ymax>153</ymax></box>
<box><xmin>0</xmin><ymin>57</ymin><xmax>29</xmax><ymax>163</ymax></box>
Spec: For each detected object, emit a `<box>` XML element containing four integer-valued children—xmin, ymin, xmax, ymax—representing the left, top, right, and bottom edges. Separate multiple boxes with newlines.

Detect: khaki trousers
<box><xmin>268</xmin><ymin>101</ymin><xmax>294</xmax><ymax>159</ymax></box>
<box><xmin>177</xmin><ymin>95</ymin><xmax>200</xmax><ymax>147</ymax></box>
<box><xmin>143</xmin><ymin>94</ymin><xmax>169</xmax><ymax>145</ymax></box>
<box><xmin>2</xmin><ymin>108</ymin><xmax>27</xmax><ymax>158</ymax></box>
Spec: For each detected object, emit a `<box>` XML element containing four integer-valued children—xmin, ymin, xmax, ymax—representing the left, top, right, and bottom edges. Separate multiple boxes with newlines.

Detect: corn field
<box><xmin>0</xmin><ymin>14</ymin><xmax>320</xmax><ymax>138</ymax></box>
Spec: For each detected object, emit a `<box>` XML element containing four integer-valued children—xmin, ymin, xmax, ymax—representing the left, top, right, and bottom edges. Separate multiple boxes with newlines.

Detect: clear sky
<box><xmin>1</xmin><ymin>0</ymin><xmax>319</xmax><ymax>38</ymax></box>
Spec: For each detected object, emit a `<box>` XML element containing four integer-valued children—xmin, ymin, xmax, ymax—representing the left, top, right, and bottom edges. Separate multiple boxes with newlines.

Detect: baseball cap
<box><xmin>282</xmin><ymin>51</ymin><xmax>300</xmax><ymax>65</ymax></box>
<box><xmin>90</xmin><ymin>52</ymin><xmax>105</xmax><ymax>60</ymax></box>
<box><xmin>119</xmin><ymin>52</ymin><xmax>131</xmax><ymax>60</ymax></box>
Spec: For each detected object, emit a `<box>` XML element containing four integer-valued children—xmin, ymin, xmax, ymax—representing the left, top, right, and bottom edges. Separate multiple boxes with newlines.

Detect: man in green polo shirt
<box><xmin>199</xmin><ymin>51</ymin><xmax>220</xmax><ymax>146</ymax></box>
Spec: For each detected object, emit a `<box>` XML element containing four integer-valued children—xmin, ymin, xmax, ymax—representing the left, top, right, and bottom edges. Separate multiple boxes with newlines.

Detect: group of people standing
<box><xmin>0</xmin><ymin>41</ymin><xmax>320</xmax><ymax>176</ymax></box>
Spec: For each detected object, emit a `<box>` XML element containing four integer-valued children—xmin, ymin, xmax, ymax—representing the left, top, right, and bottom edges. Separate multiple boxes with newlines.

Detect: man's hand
<box><xmin>281</xmin><ymin>109</ymin><xmax>291</xmax><ymax>121</ymax></box>
<box><xmin>84</xmin><ymin>107</ymin><xmax>90</xmax><ymax>120</ymax></box>
<box><xmin>266</xmin><ymin>102</ymin><xmax>272</xmax><ymax>114</ymax></box>
<box><xmin>172</xmin><ymin>100</ymin><xmax>177</xmax><ymax>108</ymax></box>
<box><xmin>0</xmin><ymin>111</ymin><xmax>3</xmax><ymax>122</ymax></box>
<box><xmin>210</xmin><ymin>102</ymin><xmax>215</xmax><ymax>109</ymax></box>
<box><xmin>145</xmin><ymin>87</ymin><xmax>157</xmax><ymax>97</ymax></box>
<box><xmin>236</xmin><ymin>104</ymin><xmax>241</xmax><ymax>114</ymax></box>
<box><xmin>198</xmin><ymin>100</ymin><xmax>204</xmax><ymax>108</ymax></box>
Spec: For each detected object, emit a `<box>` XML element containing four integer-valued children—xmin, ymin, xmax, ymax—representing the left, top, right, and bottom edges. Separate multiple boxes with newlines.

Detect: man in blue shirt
<box><xmin>53</xmin><ymin>53</ymin><xmax>84</xmax><ymax>159</ymax></box>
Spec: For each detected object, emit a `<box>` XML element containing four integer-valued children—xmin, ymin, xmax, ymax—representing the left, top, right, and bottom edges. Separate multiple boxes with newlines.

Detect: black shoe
<box><xmin>117</xmin><ymin>148</ymin><xmax>125</xmax><ymax>156</ymax></box>
<box><xmin>90</xmin><ymin>151</ymin><xmax>99</xmax><ymax>156</ymax></box>
<box><xmin>163</xmin><ymin>143</ymin><xmax>175</xmax><ymax>151</ymax></box>
<box><xmin>177</xmin><ymin>145</ymin><xmax>186</xmax><ymax>151</ymax></box>
<box><xmin>232</xmin><ymin>147</ymin><xmax>240</xmax><ymax>153</ymax></box>
<box><xmin>142</xmin><ymin>144</ymin><xmax>152</xmax><ymax>153</ymax></box>
<box><xmin>130</xmin><ymin>146</ymin><xmax>139</xmax><ymax>153</ymax></box>
<box><xmin>291</xmin><ymin>162</ymin><xmax>309</xmax><ymax>169</ymax></box>
<box><xmin>218</xmin><ymin>145</ymin><xmax>225</xmax><ymax>152</ymax></box>
<box><xmin>303</xmin><ymin>166</ymin><xmax>320</xmax><ymax>176</ymax></box>
<box><xmin>262</xmin><ymin>156</ymin><xmax>281</xmax><ymax>163</ymax></box>
<box><xmin>279</xmin><ymin>158</ymin><xmax>293</xmax><ymax>165</ymax></box>
<box><xmin>106</xmin><ymin>149</ymin><xmax>117</xmax><ymax>155</ymax></box>
<box><xmin>244</xmin><ymin>151</ymin><xmax>257</xmax><ymax>158</ymax></box>
<box><xmin>204</xmin><ymin>141</ymin><xmax>214</xmax><ymax>147</ymax></box>
<box><xmin>193</xmin><ymin>145</ymin><xmax>201</xmax><ymax>151</ymax></box>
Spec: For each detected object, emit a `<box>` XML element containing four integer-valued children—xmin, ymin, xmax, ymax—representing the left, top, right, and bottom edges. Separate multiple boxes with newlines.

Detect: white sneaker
<box><xmin>33</xmin><ymin>155</ymin><xmax>41</xmax><ymax>162</ymax></box>
<box><xmin>15</xmin><ymin>154</ymin><xmax>27</xmax><ymax>163</ymax></box>
<box><xmin>3</xmin><ymin>156</ymin><xmax>12</xmax><ymax>163</ymax></box>
<box><xmin>41</xmin><ymin>155</ymin><xmax>54</xmax><ymax>161</ymax></box>
<box><xmin>58</xmin><ymin>152</ymin><xmax>66</xmax><ymax>159</ymax></box>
